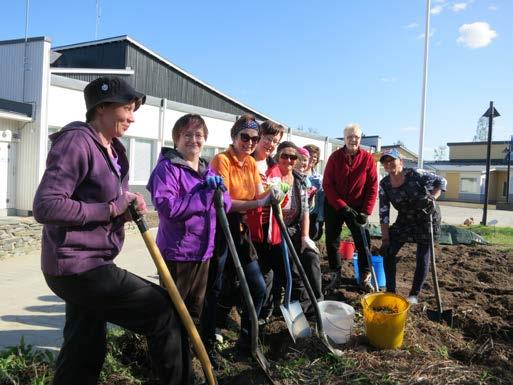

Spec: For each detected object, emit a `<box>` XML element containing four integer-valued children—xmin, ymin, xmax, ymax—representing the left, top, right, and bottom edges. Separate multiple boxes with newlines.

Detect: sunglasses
<box><xmin>280</xmin><ymin>153</ymin><xmax>298</xmax><ymax>161</ymax></box>
<box><xmin>239</xmin><ymin>133</ymin><xmax>260</xmax><ymax>144</ymax></box>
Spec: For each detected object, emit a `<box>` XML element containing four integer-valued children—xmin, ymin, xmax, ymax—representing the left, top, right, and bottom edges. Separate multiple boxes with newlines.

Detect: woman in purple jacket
<box><xmin>33</xmin><ymin>77</ymin><xmax>192</xmax><ymax>385</ymax></box>
<box><xmin>147</xmin><ymin>114</ymin><xmax>231</xmax><ymax>324</ymax></box>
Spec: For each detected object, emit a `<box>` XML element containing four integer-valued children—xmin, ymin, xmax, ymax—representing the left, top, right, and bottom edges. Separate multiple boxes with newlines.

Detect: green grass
<box><xmin>465</xmin><ymin>224</ymin><xmax>513</xmax><ymax>245</ymax></box>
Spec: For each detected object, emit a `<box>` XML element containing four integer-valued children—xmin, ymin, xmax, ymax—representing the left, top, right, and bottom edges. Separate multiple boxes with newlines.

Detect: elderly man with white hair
<box><xmin>322</xmin><ymin>123</ymin><xmax>378</xmax><ymax>291</ymax></box>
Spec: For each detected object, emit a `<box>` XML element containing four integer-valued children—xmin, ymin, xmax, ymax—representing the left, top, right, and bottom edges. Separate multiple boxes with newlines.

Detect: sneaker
<box><xmin>214</xmin><ymin>328</ymin><xmax>223</xmax><ymax>344</ymax></box>
<box><xmin>360</xmin><ymin>272</ymin><xmax>375</xmax><ymax>293</ymax></box>
<box><xmin>407</xmin><ymin>295</ymin><xmax>419</xmax><ymax>305</ymax></box>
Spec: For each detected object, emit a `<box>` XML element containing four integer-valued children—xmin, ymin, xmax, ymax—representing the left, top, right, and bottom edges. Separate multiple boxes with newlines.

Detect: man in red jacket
<box><xmin>323</xmin><ymin>123</ymin><xmax>378</xmax><ymax>291</ymax></box>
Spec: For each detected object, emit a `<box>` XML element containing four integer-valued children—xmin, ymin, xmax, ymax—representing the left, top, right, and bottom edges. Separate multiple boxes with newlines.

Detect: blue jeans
<box><xmin>200</xmin><ymin>245</ymin><xmax>266</xmax><ymax>345</ymax></box>
<box><xmin>383</xmin><ymin>240</ymin><xmax>431</xmax><ymax>296</ymax></box>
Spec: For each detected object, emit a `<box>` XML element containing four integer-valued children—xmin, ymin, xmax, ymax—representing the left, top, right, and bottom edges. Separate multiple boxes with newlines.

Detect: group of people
<box><xmin>33</xmin><ymin>76</ymin><xmax>447</xmax><ymax>385</ymax></box>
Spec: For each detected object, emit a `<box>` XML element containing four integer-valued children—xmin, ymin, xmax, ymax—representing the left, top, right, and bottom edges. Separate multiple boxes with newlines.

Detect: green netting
<box><xmin>367</xmin><ymin>223</ymin><xmax>488</xmax><ymax>245</ymax></box>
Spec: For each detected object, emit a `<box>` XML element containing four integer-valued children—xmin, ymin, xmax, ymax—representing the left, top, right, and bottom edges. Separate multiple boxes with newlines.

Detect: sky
<box><xmin>2</xmin><ymin>0</ymin><xmax>512</xmax><ymax>160</ymax></box>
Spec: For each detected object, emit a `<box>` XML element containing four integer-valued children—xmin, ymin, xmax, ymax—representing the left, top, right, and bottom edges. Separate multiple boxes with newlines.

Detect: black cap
<box><xmin>84</xmin><ymin>76</ymin><xmax>146</xmax><ymax>115</ymax></box>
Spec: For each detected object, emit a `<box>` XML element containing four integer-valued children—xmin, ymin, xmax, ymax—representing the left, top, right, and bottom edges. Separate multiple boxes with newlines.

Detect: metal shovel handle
<box><xmin>271</xmin><ymin>204</ymin><xmax>342</xmax><ymax>356</ymax></box>
<box><xmin>213</xmin><ymin>190</ymin><xmax>277</xmax><ymax>384</ymax></box>
<box><xmin>129</xmin><ymin>204</ymin><xmax>217</xmax><ymax>385</ymax></box>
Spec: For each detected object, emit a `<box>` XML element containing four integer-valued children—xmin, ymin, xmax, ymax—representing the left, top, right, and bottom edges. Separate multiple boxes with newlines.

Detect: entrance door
<box><xmin>0</xmin><ymin>142</ymin><xmax>16</xmax><ymax>216</ymax></box>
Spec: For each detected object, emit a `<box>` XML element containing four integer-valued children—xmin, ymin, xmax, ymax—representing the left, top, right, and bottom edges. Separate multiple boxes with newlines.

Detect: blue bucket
<box><xmin>353</xmin><ymin>254</ymin><xmax>386</xmax><ymax>289</ymax></box>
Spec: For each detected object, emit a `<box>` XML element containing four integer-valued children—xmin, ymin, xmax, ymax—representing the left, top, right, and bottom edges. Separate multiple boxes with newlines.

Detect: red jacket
<box><xmin>322</xmin><ymin>147</ymin><xmax>378</xmax><ymax>215</ymax></box>
<box><xmin>246</xmin><ymin>163</ymin><xmax>283</xmax><ymax>245</ymax></box>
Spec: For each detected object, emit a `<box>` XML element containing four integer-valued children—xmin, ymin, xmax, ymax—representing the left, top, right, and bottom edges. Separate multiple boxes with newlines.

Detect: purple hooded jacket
<box><xmin>147</xmin><ymin>148</ymin><xmax>231</xmax><ymax>262</ymax></box>
<box><xmin>33</xmin><ymin>122</ymin><xmax>129</xmax><ymax>276</ymax></box>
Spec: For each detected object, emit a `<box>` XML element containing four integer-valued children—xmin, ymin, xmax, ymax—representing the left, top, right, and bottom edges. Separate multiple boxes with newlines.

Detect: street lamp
<box><xmin>504</xmin><ymin>138</ymin><xmax>512</xmax><ymax>203</ymax></box>
<box><xmin>481</xmin><ymin>102</ymin><xmax>501</xmax><ymax>225</ymax></box>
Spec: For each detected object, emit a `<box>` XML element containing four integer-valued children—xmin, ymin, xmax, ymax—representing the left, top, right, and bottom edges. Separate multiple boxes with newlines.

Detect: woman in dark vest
<box><xmin>378</xmin><ymin>148</ymin><xmax>447</xmax><ymax>305</ymax></box>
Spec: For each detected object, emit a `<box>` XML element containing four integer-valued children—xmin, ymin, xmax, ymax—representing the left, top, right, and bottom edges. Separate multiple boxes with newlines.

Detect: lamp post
<box><xmin>418</xmin><ymin>0</ymin><xmax>431</xmax><ymax>169</ymax></box>
<box><xmin>504</xmin><ymin>137</ymin><xmax>512</xmax><ymax>203</ymax></box>
<box><xmin>481</xmin><ymin>102</ymin><xmax>501</xmax><ymax>226</ymax></box>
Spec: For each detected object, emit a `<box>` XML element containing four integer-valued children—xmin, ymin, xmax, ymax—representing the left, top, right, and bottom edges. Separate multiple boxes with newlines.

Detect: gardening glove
<box><xmin>205</xmin><ymin>175</ymin><xmax>226</xmax><ymax>191</ymax></box>
<box><xmin>418</xmin><ymin>194</ymin><xmax>436</xmax><ymax>214</ymax></box>
<box><xmin>340</xmin><ymin>205</ymin><xmax>358</xmax><ymax>220</ymax></box>
<box><xmin>269</xmin><ymin>185</ymin><xmax>285</xmax><ymax>205</ymax></box>
<box><xmin>379</xmin><ymin>240</ymin><xmax>389</xmax><ymax>258</ymax></box>
<box><xmin>301</xmin><ymin>236</ymin><xmax>319</xmax><ymax>254</ymax></box>
<box><xmin>110</xmin><ymin>191</ymin><xmax>138</xmax><ymax>218</ymax></box>
<box><xmin>355</xmin><ymin>212</ymin><xmax>368</xmax><ymax>226</ymax></box>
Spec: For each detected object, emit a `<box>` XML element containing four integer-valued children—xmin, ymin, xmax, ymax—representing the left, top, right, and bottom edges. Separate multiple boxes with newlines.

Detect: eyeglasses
<box><xmin>280</xmin><ymin>153</ymin><xmax>298</xmax><ymax>161</ymax></box>
<box><xmin>239</xmin><ymin>133</ymin><xmax>260</xmax><ymax>144</ymax></box>
<box><xmin>262</xmin><ymin>135</ymin><xmax>281</xmax><ymax>145</ymax></box>
<box><xmin>182</xmin><ymin>133</ymin><xmax>205</xmax><ymax>141</ymax></box>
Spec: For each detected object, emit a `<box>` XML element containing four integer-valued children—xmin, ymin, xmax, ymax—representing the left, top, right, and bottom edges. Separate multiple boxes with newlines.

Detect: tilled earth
<box><xmin>109</xmin><ymin>241</ymin><xmax>512</xmax><ymax>385</ymax></box>
<box><xmin>203</xmin><ymin>241</ymin><xmax>513</xmax><ymax>385</ymax></box>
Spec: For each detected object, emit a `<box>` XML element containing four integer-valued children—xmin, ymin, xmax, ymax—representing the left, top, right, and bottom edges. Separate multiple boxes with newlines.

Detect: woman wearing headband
<box><xmin>201</xmin><ymin>114</ymin><xmax>282</xmax><ymax>362</ymax></box>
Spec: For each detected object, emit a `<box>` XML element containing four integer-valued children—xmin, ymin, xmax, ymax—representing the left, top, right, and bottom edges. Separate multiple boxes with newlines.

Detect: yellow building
<box><xmin>429</xmin><ymin>140</ymin><xmax>512</xmax><ymax>204</ymax></box>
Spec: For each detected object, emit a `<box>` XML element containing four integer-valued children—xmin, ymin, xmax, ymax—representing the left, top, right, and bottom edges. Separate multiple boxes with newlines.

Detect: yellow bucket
<box><xmin>361</xmin><ymin>293</ymin><xmax>410</xmax><ymax>349</ymax></box>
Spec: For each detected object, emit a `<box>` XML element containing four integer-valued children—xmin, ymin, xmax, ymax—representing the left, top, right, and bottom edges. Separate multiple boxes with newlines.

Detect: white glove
<box><xmin>301</xmin><ymin>236</ymin><xmax>319</xmax><ymax>254</ymax></box>
<box><xmin>269</xmin><ymin>185</ymin><xmax>285</xmax><ymax>205</ymax></box>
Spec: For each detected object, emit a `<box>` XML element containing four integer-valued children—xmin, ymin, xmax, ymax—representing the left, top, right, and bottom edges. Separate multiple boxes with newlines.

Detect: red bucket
<box><xmin>339</xmin><ymin>241</ymin><xmax>355</xmax><ymax>260</ymax></box>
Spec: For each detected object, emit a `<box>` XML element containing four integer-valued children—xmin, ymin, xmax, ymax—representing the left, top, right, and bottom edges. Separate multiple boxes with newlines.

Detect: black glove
<box><xmin>355</xmin><ymin>212</ymin><xmax>368</xmax><ymax>225</ymax></box>
<box><xmin>419</xmin><ymin>194</ymin><xmax>436</xmax><ymax>214</ymax></box>
<box><xmin>340</xmin><ymin>205</ymin><xmax>358</xmax><ymax>219</ymax></box>
<box><xmin>379</xmin><ymin>241</ymin><xmax>389</xmax><ymax>258</ymax></box>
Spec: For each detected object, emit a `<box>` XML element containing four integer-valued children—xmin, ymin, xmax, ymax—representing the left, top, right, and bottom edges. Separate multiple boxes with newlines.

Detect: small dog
<box><xmin>463</xmin><ymin>217</ymin><xmax>474</xmax><ymax>226</ymax></box>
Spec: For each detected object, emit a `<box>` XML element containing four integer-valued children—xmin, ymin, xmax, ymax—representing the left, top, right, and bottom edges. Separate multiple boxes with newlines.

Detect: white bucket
<box><xmin>318</xmin><ymin>300</ymin><xmax>355</xmax><ymax>344</ymax></box>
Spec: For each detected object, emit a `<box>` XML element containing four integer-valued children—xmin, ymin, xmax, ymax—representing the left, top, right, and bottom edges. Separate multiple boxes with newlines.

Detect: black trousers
<box><xmin>383</xmin><ymin>240</ymin><xmax>431</xmax><ymax>296</ymax></box>
<box><xmin>288</xmin><ymin>225</ymin><xmax>323</xmax><ymax>315</ymax></box>
<box><xmin>325</xmin><ymin>202</ymin><xmax>370</xmax><ymax>275</ymax></box>
<box><xmin>45</xmin><ymin>264</ymin><xmax>192</xmax><ymax>385</ymax></box>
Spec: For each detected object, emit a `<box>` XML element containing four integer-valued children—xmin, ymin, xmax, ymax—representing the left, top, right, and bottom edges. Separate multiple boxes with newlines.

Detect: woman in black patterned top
<box><xmin>378</xmin><ymin>149</ymin><xmax>447</xmax><ymax>304</ymax></box>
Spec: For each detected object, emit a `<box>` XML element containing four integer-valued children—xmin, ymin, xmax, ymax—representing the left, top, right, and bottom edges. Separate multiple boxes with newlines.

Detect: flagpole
<box><xmin>418</xmin><ymin>0</ymin><xmax>431</xmax><ymax>168</ymax></box>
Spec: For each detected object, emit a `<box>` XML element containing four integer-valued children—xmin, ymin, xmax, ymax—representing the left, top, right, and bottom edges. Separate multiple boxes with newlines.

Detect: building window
<box><xmin>503</xmin><ymin>181</ymin><xmax>507</xmax><ymax>197</ymax></box>
<box><xmin>119</xmin><ymin>136</ymin><xmax>131</xmax><ymax>160</ymax></box>
<box><xmin>460</xmin><ymin>177</ymin><xmax>479</xmax><ymax>194</ymax></box>
<box><xmin>132</xmin><ymin>139</ymin><xmax>154</xmax><ymax>184</ymax></box>
<box><xmin>201</xmin><ymin>146</ymin><xmax>217</xmax><ymax>162</ymax></box>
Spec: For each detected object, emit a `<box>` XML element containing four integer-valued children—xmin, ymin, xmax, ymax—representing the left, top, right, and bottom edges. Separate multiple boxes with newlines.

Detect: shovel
<box><xmin>214</xmin><ymin>190</ymin><xmax>277</xmax><ymax>385</ymax></box>
<box><xmin>358</xmin><ymin>223</ymin><xmax>379</xmax><ymax>292</ymax></box>
<box><xmin>271</xmin><ymin>204</ymin><xmax>343</xmax><ymax>356</ymax></box>
<box><xmin>128</xmin><ymin>204</ymin><xmax>217</xmax><ymax>385</ymax></box>
<box><xmin>426</xmin><ymin>212</ymin><xmax>454</xmax><ymax>327</ymax></box>
<box><xmin>278</xmin><ymin>221</ymin><xmax>311</xmax><ymax>342</ymax></box>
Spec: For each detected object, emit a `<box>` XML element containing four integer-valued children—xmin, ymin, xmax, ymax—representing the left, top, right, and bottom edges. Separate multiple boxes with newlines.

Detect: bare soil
<box><xmin>110</xmin><ymin>241</ymin><xmax>513</xmax><ymax>385</ymax></box>
<box><xmin>209</xmin><ymin>241</ymin><xmax>513</xmax><ymax>385</ymax></box>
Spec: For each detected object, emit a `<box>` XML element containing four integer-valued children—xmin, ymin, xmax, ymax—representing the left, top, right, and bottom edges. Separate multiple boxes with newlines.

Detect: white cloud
<box><xmin>406</xmin><ymin>22</ymin><xmax>419</xmax><ymax>29</ymax></box>
<box><xmin>457</xmin><ymin>22</ymin><xmax>497</xmax><ymax>49</ymax></box>
<box><xmin>452</xmin><ymin>3</ymin><xmax>467</xmax><ymax>12</ymax></box>
<box><xmin>431</xmin><ymin>5</ymin><xmax>444</xmax><ymax>14</ymax></box>
<box><xmin>488</xmin><ymin>5</ymin><xmax>497</xmax><ymax>11</ymax></box>
<box><xmin>400</xmin><ymin>127</ymin><xmax>418</xmax><ymax>132</ymax></box>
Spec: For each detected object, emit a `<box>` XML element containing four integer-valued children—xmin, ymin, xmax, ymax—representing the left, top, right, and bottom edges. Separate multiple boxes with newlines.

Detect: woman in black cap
<box><xmin>378</xmin><ymin>148</ymin><xmax>447</xmax><ymax>305</ymax></box>
<box><xmin>33</xmin><ymin>76</ymin><xmax>192</xmax><ymax>385</ymax></box>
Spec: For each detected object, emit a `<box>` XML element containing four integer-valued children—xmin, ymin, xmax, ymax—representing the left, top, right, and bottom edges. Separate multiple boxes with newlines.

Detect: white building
<box><xmin>0</xmin><ymin>36</ymin><xmax>345</xmax><ymax>216</ymax></box>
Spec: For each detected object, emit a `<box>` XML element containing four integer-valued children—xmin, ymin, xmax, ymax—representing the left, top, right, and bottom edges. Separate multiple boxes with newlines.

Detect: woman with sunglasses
<box><xmin>247</xmin><ymin>120</ymin><xmax>286</xmax><ymax>322</ymax></box>
<box><xmin>275</xmin><ymin>141</ymin><xmax>323</xmax><ymax>315</ymax></box>
<box><xmin>201</xmin><ymin>114</ymin><xmax>282</xmax><ymax>359</ymax></box>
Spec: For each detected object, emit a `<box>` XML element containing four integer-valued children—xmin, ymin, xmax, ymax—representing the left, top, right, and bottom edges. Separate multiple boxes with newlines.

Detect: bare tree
<box><xmin>433</xmin><ymin>145</ymin><xmax>448</xmax><ymax>161</ymax></box>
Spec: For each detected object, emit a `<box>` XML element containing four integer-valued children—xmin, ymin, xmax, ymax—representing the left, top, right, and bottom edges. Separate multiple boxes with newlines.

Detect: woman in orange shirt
<box><xmin>201</xmin><ymin>114</ymin><xmax>282</xmax><ymax>363</ymax></box>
